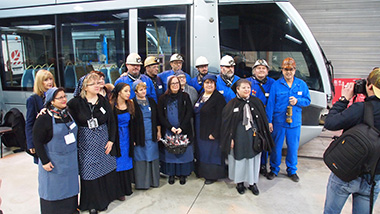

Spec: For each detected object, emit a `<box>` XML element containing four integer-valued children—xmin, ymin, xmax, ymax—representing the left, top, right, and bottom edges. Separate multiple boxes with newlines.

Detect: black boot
<box><xmin>179</xmin><ymin>176</ymin><xmax>187</xmax><ymax>185</ymax></box>
<box><xmin>248</xmin><ymin>183</ymin><xmax>260</xmax><ymax>195</ymax></box>
<box><xmin>236</xmin><ymin>182</ymin><xmax>246</xmax><ymax>194</ymax></box>
<box><xmin>260</xmin><ymin>165</ymin><xmax>268</xmax><ymax>176</ymax></box>
<box><xmin>168</xmin><ymin>176</ymin><xmax>175</xmax><ymax>184</ymax></box>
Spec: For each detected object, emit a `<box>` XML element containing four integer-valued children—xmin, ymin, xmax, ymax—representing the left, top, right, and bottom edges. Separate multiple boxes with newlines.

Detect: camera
<box><xmin>353</xmin><ymin>79</ymin><xmax>367</xmax><ymax>96</ymax></box>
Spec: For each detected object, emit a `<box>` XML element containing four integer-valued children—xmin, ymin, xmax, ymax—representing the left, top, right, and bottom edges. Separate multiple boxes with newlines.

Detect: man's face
<box><xmin>253</xmin><ymin>65</ymin><xmax>269</xmax><ymax>81</ymax></box>
<box><xmin>127</xmin><ymin>64</ymin><xmax>141</xmax><ymax>76</ymax></box>
<box><xmin>282</xmin><ymin>66</ymin><xmax>296</xmax><ymax>82</ymax></box>
<box><xmin>197</xmin><ymin>65</ymin><xmax>208</xmax><ymax>75</ymax></box>
<box><xmin>146</xmin><ymin>64</ymin><xmax>159</xmax><ymax>77</ymax></box>
<box><xmin>170</xmin><ymin>60</ymin><xmax>183</xmax><ymax>72</ymax></box>
<box><xmin>220</xmin><ymin>65</ymin><xmax>234</xmax><ymax>78</ymax></box>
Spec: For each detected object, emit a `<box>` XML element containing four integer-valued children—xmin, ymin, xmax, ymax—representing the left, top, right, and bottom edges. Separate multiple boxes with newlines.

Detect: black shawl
<box><xmin>220</xmin><ymin>96</ymin><xmax>274</xmax><ymax>155</ymax></box>
<box><xmin>132</xmin><ymin>97</ymin><xmax>158</xmax><ymax>147</ymax></box>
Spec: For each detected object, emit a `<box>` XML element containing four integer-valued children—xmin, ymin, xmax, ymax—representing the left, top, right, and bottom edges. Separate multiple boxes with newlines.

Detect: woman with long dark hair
<box><xmin>157</xmin><ymin>76</ymin><xmax>193</xmax><ymax>185</ymax></box>
<box><xmin>109</xmin><ymin>82</ymin><xmax>135</xmax><ymax>197</ymax></box>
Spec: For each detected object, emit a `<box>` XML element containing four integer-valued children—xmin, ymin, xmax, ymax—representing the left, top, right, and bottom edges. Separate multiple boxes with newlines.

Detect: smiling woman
<box><xmin>33</xmin><ymin>87</ymin><xmax>79</xmax><ymax>214</ymax></box>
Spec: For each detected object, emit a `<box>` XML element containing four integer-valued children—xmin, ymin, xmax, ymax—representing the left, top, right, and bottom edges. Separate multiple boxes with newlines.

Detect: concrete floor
<box><xmin>1</xmin><ymin>129</ymin><xmax>379</xmax><ymax>214</ymax></box>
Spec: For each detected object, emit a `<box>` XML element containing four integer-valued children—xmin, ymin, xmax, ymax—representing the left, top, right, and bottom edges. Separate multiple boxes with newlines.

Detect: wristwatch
<box><xmin>339</xmin><ymin>96</ymin><xmax>348</xmax><ymax>103</ymax></box>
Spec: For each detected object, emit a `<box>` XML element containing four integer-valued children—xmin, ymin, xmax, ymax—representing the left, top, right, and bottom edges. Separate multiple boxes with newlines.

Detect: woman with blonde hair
<box><xmin>26</xmin><ymin>69</ymin><xmax>56</xmax><ymax>163</ymax></box>
<box><xmin>67</xmin><ymin>73</ymin><xmax>123</xmax><ymax>214</ymax></box>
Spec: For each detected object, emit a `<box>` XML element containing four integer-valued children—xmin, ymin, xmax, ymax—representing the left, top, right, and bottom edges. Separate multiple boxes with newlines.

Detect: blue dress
<box><xmin>116</xmin><ymin>112</ymin><xmax>133</xmax><ymax>172</ymax></box>
<box><xmin>194</xmin><ymin>100</ymin><xmax>225</xmax><ymax>180</ymax></box>
<box><xmin>160</xmin><ymin>99</ymin><xmax>194</xmax><ymax>176</ymax></box>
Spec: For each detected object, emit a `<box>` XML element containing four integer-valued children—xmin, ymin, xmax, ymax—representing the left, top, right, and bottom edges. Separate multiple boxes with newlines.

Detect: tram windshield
<box><xmin>219</xmin><ymin>3</ymin><xmax>323</xmax><ymax>92</ymax></box>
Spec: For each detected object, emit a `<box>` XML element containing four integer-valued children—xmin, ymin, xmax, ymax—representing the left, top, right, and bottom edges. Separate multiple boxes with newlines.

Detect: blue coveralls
<box><xmin>216</xmin><ymin>75</ymin><xmax>240</xmax><ymax>103</ymax></box>
<box><xmin>266</xmin><ymin>77</ymin><xmax>310</xmax><ymax>175</ymax></box>
<box><xmin>157</xmin><ymin>70</ymin><xmax>191</xmax><ymax>92</ymax></box>
<box><xmin>246</xmin><ymin>76</ymin><xmax>275</xmax><ymax>166</ymax></box>
<box><xmin>189</xmin><ymin>76</ymin><xmax>203</xmax><ymax>94</ymax></box>
<box><xmin>114</xmin><ymin>74</ymin><xmax>157</xmax><ymax>103</ymax></box>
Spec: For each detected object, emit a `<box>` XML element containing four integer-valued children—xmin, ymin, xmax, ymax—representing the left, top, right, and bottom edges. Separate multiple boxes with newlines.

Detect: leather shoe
<box><xmin>289</xmin><ymin>173</ymin><xmax>300</xmax><ymax>182</ymax></box>
<box><xmin>179</xmin><ymin>176</ymin><xmax>187</xmax><ymax>185</ymax></box>
<box><xmin>118</xmin><ymin>196</ymin><xmax>126</xmax><ymax>201</ymax></box>
<box><xmin>259</xmin><ymin>165</ymin><xmax>268</xmax><ymax>176</ymax></box>
<box><xmin>89</xmin><ymin>209</ymin><xmax>98</xmax><ymax>214</ymax></box>
<box><xmin>204</xmin><ymin>179</ymin><xmax>215</xmax><ymax>185</ymax></box>
<box><xmin>248</xmin><ymin>183</ymin><xmax>260</xmax><ymax>195</ymax></box>
<box><xmin>168</xmin><ymin>176</ymin><xmax>175</xmax><ymax>185</ymax></box>
<box><xmin>236</xmin><ymin>182</ymin><xmax>246</xmax><ymax>194</ymax></box>
<box><xmin>266</xmin><ymin>171</ymin><xmax>277</xmax><ymax>180</ymax></box>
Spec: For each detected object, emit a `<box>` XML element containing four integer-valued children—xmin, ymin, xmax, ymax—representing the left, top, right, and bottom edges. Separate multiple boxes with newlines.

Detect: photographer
<box><xmin>323</xmin><ymin>68</ymin><xmax>380</xmax><ymax>214</ymax></box>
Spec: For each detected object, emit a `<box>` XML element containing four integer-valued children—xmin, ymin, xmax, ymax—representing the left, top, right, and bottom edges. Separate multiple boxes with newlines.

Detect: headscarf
<box><xmin>73</xmin><ymin>74</ymin><xmax>89</xmax><ymax>97</ymax></box>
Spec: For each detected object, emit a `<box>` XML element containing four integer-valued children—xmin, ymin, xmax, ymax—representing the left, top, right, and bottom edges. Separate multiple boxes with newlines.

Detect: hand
<box><xmin>289</xmin><ymin>96</ymin><xmax>298</xmax><ymax>106</ymax></box>
<box><xmin>171</xmin><ymin>127</ymin><xmax>177</xmax><ymax>134</ymax></box>
<box><xmin>231</xmin><ymin>139</ymin><xmax>234</xmax><ymax>149</ymax></box>
<box><xmin>43</xmin><ymin>162</ymin><xmax>54</xmax><ymax>171</ymax></box>
<box><xmin>104</xmin><ymin>141</ymin><xmax>113</xmax><ymax>155</ymax></box>
<box><xmin>29</xmin><ymin>148</ymin><xmax>36</xmax><ymax>154</ymax></box>
<box><xmin>269</xmin><ymin>123</ymin><xmax>273</xmax><ymax>132</ymax></box>
<box><xmin>157</xmin><ymin>131</ymin><xmax>162</xmax><ymax>141</ymax></box>
<box><xmin>37</xmin><ymin>108</ymin><xmax>47</xmax><ymax>118</ymax></box>
<box><xmin>176</xmin><ymin>128</ymin><xmax>182</xmax><ymax>134</ymax></box>
<box><xmin>209</xmin><ymin>134</ymin><xmax>215</xmax><ymax>140</ymax></box>
<box><xmin>342</xmin><ymin>82</ymin><xmax>355</xmax><ymax>100</ymax></box>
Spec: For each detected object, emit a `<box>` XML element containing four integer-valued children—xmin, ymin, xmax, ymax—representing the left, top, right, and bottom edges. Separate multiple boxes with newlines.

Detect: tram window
<box><xmin>59</xmin><ymin>10</ymin><xmax>128</xmax><ymax>89</ymax></box>
<box><xmin>138</xmin><ymin>6</ymin><xmax>188</xmax><ymax>73</ymax></box>
<box><xmin>219</xmin><ymin>4</ymin><xmax>322</xmax><ymax>92</ymax></box>
<box><xmin>0</xmin><ymin>16</ymin><xmax>55</xmax><ymax>90</ymax></box>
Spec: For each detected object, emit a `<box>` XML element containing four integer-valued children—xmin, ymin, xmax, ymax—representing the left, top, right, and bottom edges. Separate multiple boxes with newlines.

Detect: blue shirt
<box><xmin>189</xmin><ymin>76</ymin><xmax>203</xmax><ymax>94</ymax></box>
<box><xmin>216</xmin><ymin>75</ymin><xmax>240</xmax><ymax>103</ymax></box>
<box><xmin>115</xmin><ymin>74</ymin><xmax>157</xmax><ymax>102</ymax></box>
<box><xmin>246</xmin><ymin>76</ymin><xmax>275</xmax><ymax>107</ymax></box>
<box><xmin>266</xmin><ymin>77</ymin><xmax>311</xmax><ymax>128</ymax></box>
<box><xmin>158</xmin><ymin>70</ymin><xmax>191</xmax><ymax>92</ymax></box>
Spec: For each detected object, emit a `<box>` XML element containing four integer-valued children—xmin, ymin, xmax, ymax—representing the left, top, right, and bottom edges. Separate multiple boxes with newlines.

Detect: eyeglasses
<box><xmin>55</xmin><ymin>95</ymin><xmax>67</xmax><ymax>100</ymax></box>
<box><xmin>87</xmin><ymin>82</ymin><xmax>100</xmax><ymax>86</ymax></box>
<box><xmin>282</xmin><ymin>68</ymin><xmax>295</xmax><ymax>71</ymax></box>
<box><xmin>171</xmin><ymin>81</ymin><xmax>180</xmax><ymax>85</ymax></box>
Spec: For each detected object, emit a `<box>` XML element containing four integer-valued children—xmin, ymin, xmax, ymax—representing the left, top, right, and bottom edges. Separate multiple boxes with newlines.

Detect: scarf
<box><xmin>236</xmin><ymin>93</ymin><xmax>254</xmax><ymax>131</ymax></box>
<box><xmin>49</xmin><ymin>105</ymin><xmax>69</xmax><ymax>120</ymax></box>
<box><xmin>197</xmin><ymin>73</ymin><xmax>207</xmax><ymax>85</ymax></box>
<box><xmin>221</xmin><ymin>74</ymin><xmax>234</xmax><ymax>87</ymax></box>
<box><xmin>147</xmin><ymin>74</ymin><xmax>158</xmax><ymax>89</ymax></box>
<box><xmin>253</xmin><ymin>75</ymin><xmax>267</xmax><ymax>84</ymax></box>
<box><xmin>136</xmin><ymin>98</ymin><xmax>149</xmax><ymax>106</ymax></box>
<box><xmin>127</xmin><ymin>72</ymin><xmax>141</xmax><ymax>82</ymax></box>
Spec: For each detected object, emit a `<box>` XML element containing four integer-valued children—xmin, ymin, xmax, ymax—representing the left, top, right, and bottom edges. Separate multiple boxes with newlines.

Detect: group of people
<box><xmin>26</xmin><ymin>52</ymin><xmax>313</xmax><ymax>214</ymax></box>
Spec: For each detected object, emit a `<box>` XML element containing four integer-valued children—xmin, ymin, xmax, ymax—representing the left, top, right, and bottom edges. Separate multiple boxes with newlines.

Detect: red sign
<box><xmin>10</xmin><ymin>50</ymin><xmax>22</xmax><ymax>66</ymax></box>
<box><xmin>332</xmin><ymin>78</ymin><xmax>366</xmax><ymax>105</ymax></box>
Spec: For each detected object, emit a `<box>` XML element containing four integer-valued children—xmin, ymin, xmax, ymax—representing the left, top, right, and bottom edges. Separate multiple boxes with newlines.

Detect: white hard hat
<box><xmin>126</xmin><ymin>53</ymin><xmax>143</xmax><ymax>65</ymax></box>
<box><xmin>220</xmin><ymin>55</ymin><xmax>235</xmax><ymax>66</ymax></box>
<box><xmin>170</xmin><ymin>53</ymin><xmax>184</xmax><ymax>62</ymax></box>
<box><xmin>252</xmin><ymin>59</ymin><xmax>269</xmax><ymax>69</ymax></box>
<box><xmin>195</xmin><ymin>56</ymin><xmax>209</xmax><ymax>67</ymax></box>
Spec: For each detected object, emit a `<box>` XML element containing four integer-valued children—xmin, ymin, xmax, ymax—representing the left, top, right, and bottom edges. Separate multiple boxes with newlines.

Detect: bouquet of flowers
<box><xmin>160</xmin><ymin>134</ymin><xmax>190</xmax><ymax>154</ymax></box>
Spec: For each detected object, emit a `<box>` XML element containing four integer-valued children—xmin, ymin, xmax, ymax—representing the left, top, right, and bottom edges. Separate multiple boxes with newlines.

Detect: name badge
<box><xmin>195</xmin><ymin>103</ymin><xmax>200</xmax><ymax>107</ymax></box>
<box><xmin>100</xmin><ymin>107</ymin><xmax>106</xmax><ymax>114</ymax></box>
<box><xmin>148</xmin><ymin>107</ymin><xmax>151</xmax><ymax>111</ymax></box>
<box><xmin>233</xmin><ymin>108</ymin><xmax>239</xmax><ymax>112</ymax></box>
<box><xmin>219</xmin><ymin>90</ymin><xmax>224</xmax><ymax>94</ymax></box>
<box><xmin>265</xmin><ymin>93</ymin><xmax>269</xmax><ymax>97</ymax></box>
<box><xmin>297</xmin><ymin>91</ymin><xmax>302</xmax><ymax>95</ymax></box>
<box><xmin>64</xmin><ymin>133</ymin><xmax>76</xmax><ymax>145</ymax></box>
<box><xmin>69</xmin><ymin>123</ymin><xmax>76</xmax><ymax>130</ymax></box>
<box><xmin>158</xmin><ymin>85</ymin><xmax>163</xmax><ymax>89</ymax></box>
<box><xmin>87</xmin><ymin>118</ymin><xmax>99</xmax><ymax>129</ymax></box>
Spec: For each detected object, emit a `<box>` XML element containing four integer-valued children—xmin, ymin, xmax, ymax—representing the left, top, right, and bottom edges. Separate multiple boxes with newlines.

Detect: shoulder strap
<box><xmin>258</xmin><ymin>83</ymin><xmax>266</xmax><ymax>95</ymax></box>
<box><xmin>364</xmin><ymin>101</ymin><xmax>376</xmax><ymax>130</ymax></box>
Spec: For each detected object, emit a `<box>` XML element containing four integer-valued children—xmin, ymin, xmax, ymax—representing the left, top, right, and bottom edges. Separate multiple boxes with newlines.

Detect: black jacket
<box><xmin>132</xmin><ymin>97</ymin><xmax>159</xmax><ymax>147</ymax></box>
<box><xmin>197</xmin><ymin>90</ymin><xmax>226</xmax><ymax>140</ymax></box>
<box><xmin>157</xmin><ymin>92</ymin><xmax>193</xmax><ymax>140</ymax></box>
<box><xmin>324</xmin><ymin>95</ymin><xmax>380</xmax><ymax>173</ymax></box>
<box><xmin>220</xmin><ymin>96</ymin><xmax>274</xmax><ymax>155</ymax></box>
